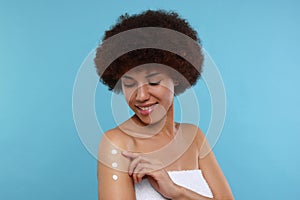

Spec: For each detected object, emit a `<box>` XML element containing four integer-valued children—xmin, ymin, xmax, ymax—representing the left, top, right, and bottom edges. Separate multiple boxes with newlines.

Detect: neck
<box><xmin>157</xmin><ymin>103</ymin><xmax>177</xmax><ymax>138</ymax></box>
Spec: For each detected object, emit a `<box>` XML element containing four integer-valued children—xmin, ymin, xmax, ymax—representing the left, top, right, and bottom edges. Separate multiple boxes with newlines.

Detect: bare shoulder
<box><xmin>178</xmin><ymin>123</ymin><xmax>202</xmax><ymax>132</ymax></box>
<box><xmin>178</xmin><ymin>123</ymin><xmax>205</xmax><ymax>142</ymax></box>
<box><xmin>98</xmin><ymin>127</ymin><xmax>134</xmax><ymax>171</ymax></box>
<box><xmin>101</xmin><ymin>127</ymin><xmax>131</xmax><ymax>146</ymax></box>
<box><xmin>178</xmin><ymin>123</ymin><xmax>211</xmax><ymax>160</ymax></box>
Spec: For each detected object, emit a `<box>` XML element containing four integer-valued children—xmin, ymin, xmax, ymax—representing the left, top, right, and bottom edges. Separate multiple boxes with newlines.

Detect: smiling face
<box><xmin>121</xmin><ymin>65</ymin><xmax>176</xmax><ymax>125</ymax></box>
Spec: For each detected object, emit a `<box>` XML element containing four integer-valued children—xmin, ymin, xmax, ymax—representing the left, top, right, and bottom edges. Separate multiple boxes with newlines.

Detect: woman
<box><xmin>95</xmin><ymin>10</ymin><xmax>234</xmax><ymax>200</ymax></box>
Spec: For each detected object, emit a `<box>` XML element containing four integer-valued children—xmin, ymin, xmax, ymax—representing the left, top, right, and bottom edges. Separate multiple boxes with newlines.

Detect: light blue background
<box><xmin>1</xmin><ymin>0</ymin><xmax>299</xmax><ymax>199</ymax></box>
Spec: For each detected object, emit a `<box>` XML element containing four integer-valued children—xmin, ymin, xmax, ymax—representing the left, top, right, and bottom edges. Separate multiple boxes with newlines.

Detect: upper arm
<box><xmin>97</xmin><ymin>162</ymin><xmax>135</xmax><ymax>200</ymax></box>
<box><xmin>97</xmin><ymin>130</ymin><xmax>136</xmax><ymax>200</ymax></box>
<box><xmin>196</xmin><ymin>128</ymin><xmax>234</xmax><ymax>199</ymax></box>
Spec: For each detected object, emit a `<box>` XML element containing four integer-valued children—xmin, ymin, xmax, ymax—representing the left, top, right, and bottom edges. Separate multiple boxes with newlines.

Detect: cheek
<box><xmin>122</xmin><ymin>84</ymin><xmax>136</xmax><ymax>101</ymax></box>
<box><xmin>122</xmin><ymin>89</ymin><xmax>134</xmax><ymax>105</ymax></box>
<box><xmin>158</xmin><ymin>86</ymin><xmax>174</xmax><ymax>103</ymax></box>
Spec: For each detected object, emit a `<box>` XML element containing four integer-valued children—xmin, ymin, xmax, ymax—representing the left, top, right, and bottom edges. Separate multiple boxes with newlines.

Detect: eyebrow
<box><xmin>145</xmin><ymin>72</ymin><xmax>160</xmax><ymax>78</ymax></box>
<box><xmin>122</xmin><ymin>72</ymin><xmax>160</xmax><ymax>79</ymax></box>
<box><xmin>122</xmin><ymin>75</ymin><xmax>134</xmax><ymax>80</ymax></box>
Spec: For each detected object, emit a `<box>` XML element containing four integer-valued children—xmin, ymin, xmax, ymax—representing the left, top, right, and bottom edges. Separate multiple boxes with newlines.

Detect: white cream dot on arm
<box><xmin>112</xmin><ymin>174</ymin><xmax>118</xmax><ymax>180</ymax></box>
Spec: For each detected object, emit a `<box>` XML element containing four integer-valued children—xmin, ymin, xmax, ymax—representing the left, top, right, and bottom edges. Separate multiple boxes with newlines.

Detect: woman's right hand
<box><xmin>122</xmin><ymin>151</ymin><xmax>181</xmax><ymax>199</ymax></box>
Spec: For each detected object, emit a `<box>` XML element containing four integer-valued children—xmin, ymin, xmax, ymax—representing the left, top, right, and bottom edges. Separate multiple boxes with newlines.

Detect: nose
<box><xmin>136</xmin><ymin>84</ymin><xmax>150</xmax><ymax>102</ymax></box>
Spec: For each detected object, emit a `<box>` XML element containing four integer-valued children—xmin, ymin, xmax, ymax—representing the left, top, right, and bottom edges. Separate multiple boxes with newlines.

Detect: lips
<box><xmin>135</xmin><ymin>103</ymin><xmax>158</xmax><ymax>116</ymax></box>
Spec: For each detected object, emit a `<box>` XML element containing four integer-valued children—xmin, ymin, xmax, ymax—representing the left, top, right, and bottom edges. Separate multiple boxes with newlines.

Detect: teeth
<box><xmin>140</xmin><ymin>106</ymin><xmax>151</xmax><ymax>110</ymax></box>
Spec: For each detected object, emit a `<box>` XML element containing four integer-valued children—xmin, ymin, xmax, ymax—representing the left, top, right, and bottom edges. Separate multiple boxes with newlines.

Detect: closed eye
<box><xmin>149</xmin><ymin>81</ymin><xmax>161</xmax><ymax>86</ymax></box>
<box><xmin>123</xmin><ymin>83</ymin><xmax>136</xmax><ymax>88</ymax></box>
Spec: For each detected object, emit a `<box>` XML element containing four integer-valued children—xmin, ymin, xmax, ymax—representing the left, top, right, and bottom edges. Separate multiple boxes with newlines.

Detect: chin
<box><xmin>131</xmin><ymin>105</ymin><xmax>169</xmax><ymax>126</ymax></box>
<box><xmin>137</xmin><ymin>114</ymin><xmax>166</xmax><ymax>126</ymax></box>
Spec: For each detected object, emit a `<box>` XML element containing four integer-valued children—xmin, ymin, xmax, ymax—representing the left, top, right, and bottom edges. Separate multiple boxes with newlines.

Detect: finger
<box><xmin>121</xmin><ymin>151</ymin><xmax>141</xmax><ymax>159</ymax></box>
<box><xmin>121</xmin><ymin>151</ymin><xmax>141</xmax><ymax>175</ymax></box>
<box><xmin>132</xmin><ymin>163</ymin><xmax>152</xmax><ymax>183</ymax></box>
<box><xmin>136</xmin><ymin>171</ymin><xmax>146</xmax><ymax>183</ymax></box>
<box><xmin>127</xmin><ymin>155</ymin><xmax>143</xmax><ymax>175</ymax></box>
<box><xmin>128</xmin><ymin>155</ymin><xmax>152</xmax><ymax>175</ymax></box>
<box><xmin>133</xmin><ymin>163</ymin><xmax>148</xmax><ymax>183</ymax></box>
<box><xmin>133</xmin><ymin>162</ymin><xmax>154</xmax><ymax>174</ymax></box>
<box><xmin>133</xmin><ymin>171</ymin><xmax>146</xmax><ymax>184</ymax></box>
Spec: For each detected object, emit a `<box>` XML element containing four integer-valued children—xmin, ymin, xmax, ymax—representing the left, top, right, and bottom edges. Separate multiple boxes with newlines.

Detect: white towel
<box><xmin>134</xmin><ymin>170</ymin><xmax>213</xmax><ymax>199</ymax></box>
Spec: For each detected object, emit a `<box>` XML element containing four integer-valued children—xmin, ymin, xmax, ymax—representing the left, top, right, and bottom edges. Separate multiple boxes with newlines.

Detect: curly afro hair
<box><xmin>94</xmin><ymin>10</ymin><xmax>204</xmax><ymax>95</ymax></box>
